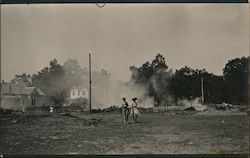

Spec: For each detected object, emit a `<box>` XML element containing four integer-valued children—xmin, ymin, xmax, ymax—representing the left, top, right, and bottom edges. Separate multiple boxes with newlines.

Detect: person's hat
<box><xmin>132</xmin><ymin>97</ymin><xmax>138</xmax><ymax>101</ymax></box>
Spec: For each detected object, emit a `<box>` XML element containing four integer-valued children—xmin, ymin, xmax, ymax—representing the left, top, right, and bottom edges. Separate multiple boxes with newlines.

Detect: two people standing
<box><xmin>121</xmin><ymin>97</ymin><xmax>140</xmax><ymax>124</ymax></box>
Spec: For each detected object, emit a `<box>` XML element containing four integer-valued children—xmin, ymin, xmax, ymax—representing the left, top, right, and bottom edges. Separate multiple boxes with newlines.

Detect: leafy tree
<box><xmin>11</xmin><ymin>73</ymin><xmax>32</xmax><ymax>86</ymax></box>
<box><xmin>63</xmin><ymin>59</ymin><xmax>88</xmax><ymax>90</ymax></box>
<box><xmin>168</xmin><ymin>67</ymin><xmax>223</xmax><ymax>104</ymax></box>
<box><xmin>223</xmin><ymin>57</ymin><xmax>249</xmax><ymax>81</ymax></box>
<box><xmin>223</xmin><ymin>56</ymin><xmax>249</xmax><ymax>104</ymax></box>
<box><xmin>169</xmin><ymin>56</ymin><xmax>249</xmax><ymax>105</ymax></box>
<box><xmin>129</xmin><ymin>54</ymin><xmax>171</xmax><ymax>106</ymax></box>
<box><xmin>152</xmin><ymin>54</ymin><xmax>168</xmax><ymax>73</ymax></box>
<box><xmin>202</xmin><ymin>75</ymin><xmax>225</xmax><ymax>104</ymax></box>
<box><xmin>32</xmin><ymin>59</ymin><xmax>66</xmax><ymax>105</ymax></box>
<box><xmin>169</xmin><ymin>66</ymin><xmax>196</xmax><ymax>102</ymax></box>
<box><xmin>31</xmin><ymin>58</ymin><xmax>111</xmax><ymax>106</ymax></box>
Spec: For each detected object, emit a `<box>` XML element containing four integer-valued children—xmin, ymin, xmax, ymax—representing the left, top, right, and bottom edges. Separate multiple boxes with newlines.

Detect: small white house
<box><xmin>64</xmin><ymin>85</ymin><xmax>89</xmax><ymax>107</ymax></box>
<box><xmin>68</xmin><ymin>85</ymin><xmax>88</xmax><ymax>99</ymax></box>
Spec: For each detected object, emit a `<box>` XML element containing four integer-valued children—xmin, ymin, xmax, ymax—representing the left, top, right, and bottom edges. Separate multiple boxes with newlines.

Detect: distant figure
<box><xmin>22</xmin><ymin>107</ymin><xmax>26</xmax><ymax>113</ymax></box>
<box><xmin>49</xmin><ymin>106</ymin><xmax>54</xmax><ymax>113</ymax></box>
<box><xmin>131</xmin><ymin>98</ymin><xmax>140</xmax><ymax>123</ymax></box>
<box><xmin>121</xmin><ymin>97</ymin><xmax>129</xmax><ymax>124</ymax></box>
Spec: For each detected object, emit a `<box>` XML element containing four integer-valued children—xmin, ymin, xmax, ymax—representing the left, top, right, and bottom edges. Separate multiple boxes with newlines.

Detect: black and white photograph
<box><xmin>0</xmin><ymin>3</ymin><xmax>249</xmax><ymax>155</ymax></box>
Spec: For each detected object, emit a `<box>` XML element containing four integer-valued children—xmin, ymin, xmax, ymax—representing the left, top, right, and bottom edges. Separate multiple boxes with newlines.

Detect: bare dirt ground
<box><xmin>0</xmin><ymin>111</ymin><xmax>249</xmax><ymax>155</ymax></box>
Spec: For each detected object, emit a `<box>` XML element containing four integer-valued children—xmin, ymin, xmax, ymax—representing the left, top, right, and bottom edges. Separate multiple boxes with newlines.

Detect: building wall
<box><xmin>1</xmin><ymin>95</ymin><xmax>29</xmax><ymax>110</ymax></box>
<box><xmin>1</xmin><ymin>94</ymin><xmax>48</xmax><ymax>110</ymax></box>
<box><xmin>30</xmin><ymin>95</ymin><xmax>47</xmax><ymax>107</ymax></box>
<box><xmin>69</xmin><ymin>88</ymin><xmax>88</xmax><ymax>99</ymax></box>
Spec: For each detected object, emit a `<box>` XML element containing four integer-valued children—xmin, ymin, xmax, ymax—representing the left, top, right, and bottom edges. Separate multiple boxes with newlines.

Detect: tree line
<box><xmin>129</xmin><ymin>54</ymin><xmax>249</xmax><ymax>106</ymax></box>
<box><xmin>10</xmin><ymin>59</ymin><xmax>110</xmax><ymax>105</ymax></box>
<box><xmin>10</xmin><ymin>54</ymin><xmax>248</xmax><ymax>106</ymax></box>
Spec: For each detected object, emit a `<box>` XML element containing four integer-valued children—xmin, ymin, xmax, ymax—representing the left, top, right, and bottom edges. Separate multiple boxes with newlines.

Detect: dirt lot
<box><xmin>0</xmin><ymin>111</ymin><xmax>249</xmax><ymax>155</ymax></box>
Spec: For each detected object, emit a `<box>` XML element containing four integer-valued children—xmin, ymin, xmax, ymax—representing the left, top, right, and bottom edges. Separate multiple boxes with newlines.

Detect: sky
<box><xmin>1</xmin><ymin>4</ymin><xmax>249</xmax><ymax>82</ymax></box>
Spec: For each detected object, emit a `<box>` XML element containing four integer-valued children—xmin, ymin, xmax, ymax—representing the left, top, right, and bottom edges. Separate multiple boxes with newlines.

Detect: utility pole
<box><xmin>201</xmin><ymin>77</ymin><xmax>204</xmax><ymax>104</ymax></box>
<box><xmin>89</xmin><ymin>53</ymin><xmax>92</xmax><ymax>111</ymax></box>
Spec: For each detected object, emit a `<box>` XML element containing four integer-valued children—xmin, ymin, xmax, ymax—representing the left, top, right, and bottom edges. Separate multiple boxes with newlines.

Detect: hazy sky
<box><xmin>1</xmin><ymin>4</ymin><xmax>249</xmax><ymax>82</ymax></box>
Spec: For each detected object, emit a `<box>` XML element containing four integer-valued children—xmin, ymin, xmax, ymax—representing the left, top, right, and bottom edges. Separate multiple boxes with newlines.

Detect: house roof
<box><xmin>1</xmin><ymin>83</ymin><xmax>24</xmax><ymax>95</ymax></box>
<box><xmin>1</xmin><ymin>83</ymin><xmax>45</xmax><ymax>96</ymax></box>
<box><xmin>23</xmin><ymin>87</ymin><xmax>45</xmax><ymax>96</ymax></box>
<box><xmin>69</xmin><ymin>85</ymin><xmax>88</xmax><ymax>91</ymax></box>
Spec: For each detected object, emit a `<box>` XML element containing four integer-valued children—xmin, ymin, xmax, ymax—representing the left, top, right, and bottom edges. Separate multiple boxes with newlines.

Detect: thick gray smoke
<box><xmin>91</xmin><ymin>79</ymin><xmax>155</xmax><ymax>109</ymax></box>
<box><xmin>57</xmin><ymin>58</ymin><xmax>176</xmax><ymax>109</ymax></box>
<box><xmin>91</xmin><ymin>69</ymin><xmax>175</xmax><ymax>109</ymax></box>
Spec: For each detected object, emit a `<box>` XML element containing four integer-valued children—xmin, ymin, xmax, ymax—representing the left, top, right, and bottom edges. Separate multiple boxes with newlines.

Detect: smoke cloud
<box><xmin>91</xmin><ymin>79</ymin><xmax>155</xmax><ymax>109</ymax></box>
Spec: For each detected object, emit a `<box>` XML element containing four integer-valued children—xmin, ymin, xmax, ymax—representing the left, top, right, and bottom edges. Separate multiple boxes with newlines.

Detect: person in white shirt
<box><xmin>121</xmin><ymin>97</ymin><xmax>129</xmax><ymax>124</ymax></box>
<box><xmin>130</xmin><ymin>97</ymin><xmax>140</xmax><ymax>123</ymax></box>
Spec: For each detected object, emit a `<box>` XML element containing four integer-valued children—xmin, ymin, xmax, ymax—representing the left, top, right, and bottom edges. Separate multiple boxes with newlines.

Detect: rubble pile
<box><xmin>0</xmin><ymin>108</ymin><xmax>13</xmax><ymax>116</ymax></box>
<box><xmin>102</xmin><ymin>106</ymin><xmax>121</xmax><ymax>113</ymax></box>
<box><xmin>213</xmin><ymin>103</ymin><xmax>237</xmax><ymax>111</ymax></box>
<box><xmin>138</xmin><ymin>107</ymin><xmax>154</xmax><ymax>114</ymax></box>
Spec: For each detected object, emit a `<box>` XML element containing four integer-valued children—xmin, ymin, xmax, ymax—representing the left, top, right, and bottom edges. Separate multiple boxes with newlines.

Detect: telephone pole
<box><xmin>89</xmin><ymin>53</ymin><xmax>92</xmax><ymax>111</ymax></box>
<box><xmin>201</xmin><ymin>77</ymin><xmax>204</xmax><ymax>104</ymax></box>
